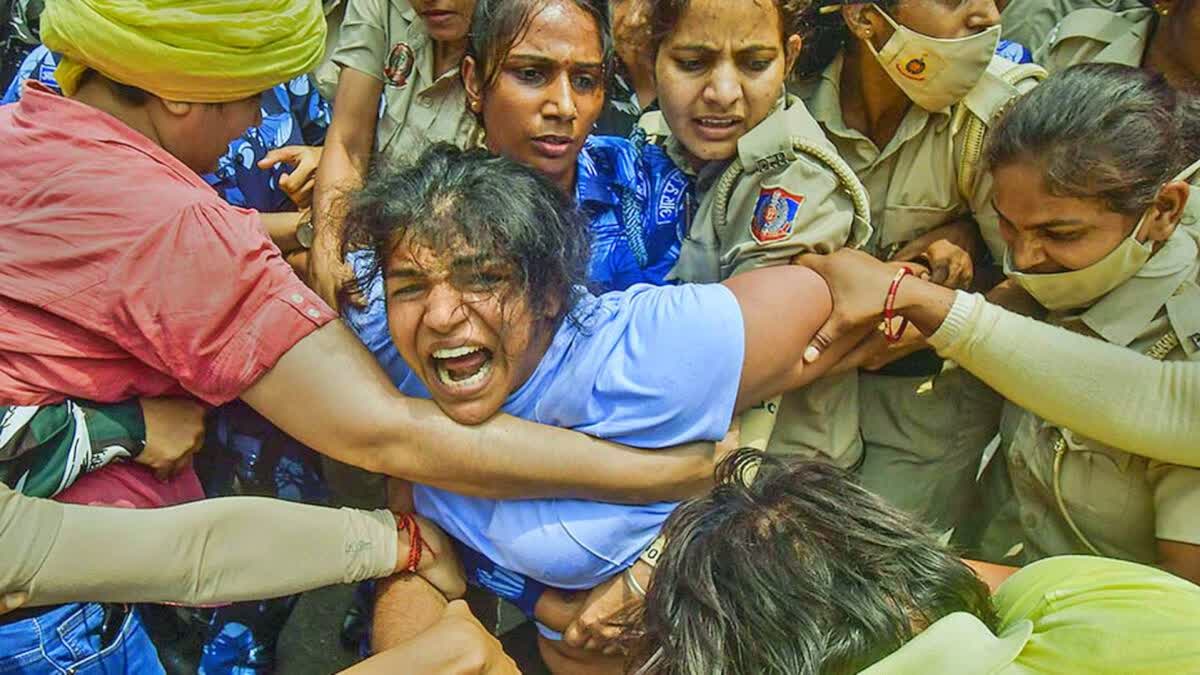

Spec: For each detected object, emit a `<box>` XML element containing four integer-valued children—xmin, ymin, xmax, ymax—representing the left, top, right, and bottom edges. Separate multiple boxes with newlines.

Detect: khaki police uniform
<box><xmin>662</xmin><ymin>94</ymin><xmax>873</xmax><ymax>468</ymax></box>
<box><xmin>313</xmin><ymin>0</ymin><xmax>350</xmax><ymax>101</ymax></box>
<box><xmin>792</xmin><ymin>53</ymin><xmax>1044</xmax><ymax>530</ymax></box>
<box><xmin>980</xmin><ymin>225</ymin><xmax>1200</xmax><ymax>566</ymax></box>
<box><xmin>332</xmin><ymin>0</ymin><xmax>480</xmax><ymax>165</ymax></box>
<box><xmin>1000</xmin><ymin>0</ymin><xmax>1148</xmax><ymax>56</ymax></box>
<box><xmin>1024</xmin><ymin>5</ymin><xmax>1154</xmax><ymax>74</ymax></box>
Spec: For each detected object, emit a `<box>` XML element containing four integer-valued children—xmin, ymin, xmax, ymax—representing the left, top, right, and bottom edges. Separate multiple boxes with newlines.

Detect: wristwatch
<box><xmin>296</xmin><ymin>216</ymin><xmax>315</xmax><ymax>250</ymax></box>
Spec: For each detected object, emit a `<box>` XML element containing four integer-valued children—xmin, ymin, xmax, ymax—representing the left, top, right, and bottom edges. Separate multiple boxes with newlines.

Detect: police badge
<box><xmin>751</xmin><ymin>187</ymin><xmax>804</xmax><ymax>244</ymax></box>
<box><xmin>385</xmin><ymin>42</ymin><xmax>415</xmax><ymax>88</ymax></box>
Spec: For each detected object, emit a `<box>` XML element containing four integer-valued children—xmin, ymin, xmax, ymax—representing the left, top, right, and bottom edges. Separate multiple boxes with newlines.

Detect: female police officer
<box><xmin>646</xmin><ymin>0</ymin><xmax>873</xmax><ymax>468</ymax></box>
<box><xmin>788</xmin><ymin>0</ymin><xmax>1044</xmax><ymax>531</ymax></box>
<box><xmin>1004</xmin><ymin>0</ymin><xmax>1200</xmax><ymax>92</ymax></box>
<box><xmin>971</xmin><ymin>64</ymin><xmax>1200</xmax><ymax>582</ymax></box>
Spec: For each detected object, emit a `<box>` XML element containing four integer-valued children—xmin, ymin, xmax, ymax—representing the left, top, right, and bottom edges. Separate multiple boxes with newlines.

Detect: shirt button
<box><xmin>306</xmin><ymin>308</ymin><xmax>321</xmax><ymax>319</ymax></box>
<box><xmin>290</xmin><ymin>293</ymin><xmax>304</xmax><ymax>304</ymax></box>
<box><xmin>418</xmin><ymin>95</ymin><xmax>432</xmax><ymax>107</ymax></box>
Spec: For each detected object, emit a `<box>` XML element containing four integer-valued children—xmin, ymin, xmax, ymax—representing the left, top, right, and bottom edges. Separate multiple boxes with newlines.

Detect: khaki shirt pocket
<box><xmin>1010</xmin><ymin>414</ymin><xmax>1158</xmax><ymax>562</ymax></box>
<box><xmin>876</xmin><ymin>203</ymin><xmax>962</xmax><ymax>259</ymax></box>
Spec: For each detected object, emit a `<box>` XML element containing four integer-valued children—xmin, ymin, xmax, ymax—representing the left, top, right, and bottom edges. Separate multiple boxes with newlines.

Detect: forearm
<box><xmin>372</xmin><ymin>574</ymin><xmax>448</xmax><ymax>653</ymax></box>
<box><xmin>12</xmin><ymin>491</ymin><xmax>398</xmax><ymax>607</ymax></box>
<box><xmin>245</xmin><ymin>322</ymin><xmax>714</xmax><ymax>502</ymax></box>
<box><xmin>927</xmin><ymin>292</ymin><xmax>1200</xmax><ymax>466</ymax></box>
<box><xmin>259</xmin><ymin>211</ymin><xmax>304</xmax><ymax>254</ymax></box>
<box><xmin>313</xmin><ymin>133</ymin><xmax>369</xmax><ymax>238</ymax></box>
<box><xmin>373</xmin><ymin>408</ymin><xmax>715</xmax><ymax>502</ymax></box>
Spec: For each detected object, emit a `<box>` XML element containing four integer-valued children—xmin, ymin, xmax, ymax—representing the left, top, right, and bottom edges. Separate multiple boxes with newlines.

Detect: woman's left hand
<box><xmin>258</xmin><ymin>145</ymin><xmax>324</xmax><ymax>209</ymax></box>
<box><xmin>561</xmin><ymin>561</ymin><xmax>652</xmax><ymax>655</ymax></box>
<box><xmin>891</xmin><ymin>219</ymin><xmax>982</xmax><ymax>290</ymax></box>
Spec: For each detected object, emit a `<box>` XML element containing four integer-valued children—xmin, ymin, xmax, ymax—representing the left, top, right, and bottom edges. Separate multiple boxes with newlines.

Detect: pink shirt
<box><xmin>0</xmin><ymin>84</ymin><xmax>335</xmax><ymax>407</ymax></box>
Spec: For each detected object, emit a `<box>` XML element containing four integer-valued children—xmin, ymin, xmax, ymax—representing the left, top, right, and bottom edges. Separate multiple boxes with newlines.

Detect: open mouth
<box><xmin>532</xmin><ymin>135</ymin><xmax>574</xmax><ymax>158</ymax></box>
<box><xmin>692</xmin><ymin>116</ymin><xmax>743</xmax><ymax>141</ymax></box>
<box><xmin>430</xmin><ymin>345</ymin><xmax>494</xmax><ymax>391</ymax></box>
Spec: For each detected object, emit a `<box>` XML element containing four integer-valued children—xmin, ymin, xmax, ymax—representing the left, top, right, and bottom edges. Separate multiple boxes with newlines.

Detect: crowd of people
<box><xmin>1</xmin><ymin>0</ymin><xmax>1200</xmax><ymax>672</ymax></box>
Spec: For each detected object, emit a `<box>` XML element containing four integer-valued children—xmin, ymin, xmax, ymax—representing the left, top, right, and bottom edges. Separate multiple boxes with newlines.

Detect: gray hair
<box><xmin>987</xmin><ymin>63</ymin><xmax>1200</xmax><ymax>216</ymax></box>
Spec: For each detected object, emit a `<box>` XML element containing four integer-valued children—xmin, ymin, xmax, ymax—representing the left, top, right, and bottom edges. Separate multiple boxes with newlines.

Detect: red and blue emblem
<box><xmin>751</xmin><ymin>187</ymin><xmax>805</xmax><ymax>243</ymax></box>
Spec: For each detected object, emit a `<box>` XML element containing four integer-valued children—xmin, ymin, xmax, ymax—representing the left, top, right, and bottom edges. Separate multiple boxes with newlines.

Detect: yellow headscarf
<box><xmin>41</xmin><ymin>0</ymin><xmax>327</xmax><ymax>103</ymax></box>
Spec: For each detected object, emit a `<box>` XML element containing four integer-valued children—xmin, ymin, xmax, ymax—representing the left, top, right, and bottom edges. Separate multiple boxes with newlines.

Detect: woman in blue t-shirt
<box><xmin>344</xmin><ymin>144</ymin><xmax>836</xmax><ymax>671</ymax></box>
<box><xmin>343</xmin><ymin>0</ymin><xmax>689</xmax><ymax>390</ymax></box>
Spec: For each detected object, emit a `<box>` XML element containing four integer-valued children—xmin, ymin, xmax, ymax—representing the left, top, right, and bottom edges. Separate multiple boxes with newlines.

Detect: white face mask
<box><xmin>1004</xmin><ymin>211</ymin><xmax>1155</xmax><ymax>311</ymax></box>
<box><xmin>867</xmin><ymin>8</ymin><xmax>1000</xmax><ymax>112</ymax></box>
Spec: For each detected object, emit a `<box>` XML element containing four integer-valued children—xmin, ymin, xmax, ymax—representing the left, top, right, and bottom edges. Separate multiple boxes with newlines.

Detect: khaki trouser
<box><xmin>855</xmin><ymin>363</ymin><xmax>1003</xmax><ymax>533</ymax></box>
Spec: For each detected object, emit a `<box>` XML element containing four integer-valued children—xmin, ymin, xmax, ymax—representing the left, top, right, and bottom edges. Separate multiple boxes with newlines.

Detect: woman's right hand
<box><xmin>137</xmin><ymin>397</ymin><xmax>207</xmax><ymax>480</ymax></box>
<box><xmin>408</xmin><ymin>514</ymin><xmax>467</xmax><ymax>600</ymax></box>
<box><xmin>794</xmin><ymin>249</ymin><xmax>928</xmax><ymax>363</ymax></box>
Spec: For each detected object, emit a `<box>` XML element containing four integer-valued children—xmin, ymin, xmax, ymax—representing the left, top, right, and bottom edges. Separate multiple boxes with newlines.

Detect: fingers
<box><xmin>443</xmin><ymin>599</ymin><xmax>471</xmax><ymax>617</ymax></box>
<box><xmin>803</xmin><ymin>322</ymin><xmax>837</xmax><ymax>364</ymax></box>
<box><xmin>257</xmin><ymin>145</ymin><xmax>304</xmax><ymax>170</ymax></box>
<box><xmin>0</xmin><ymin>592</ymin><xmax>28</xmax><ymax>615</ymax></box>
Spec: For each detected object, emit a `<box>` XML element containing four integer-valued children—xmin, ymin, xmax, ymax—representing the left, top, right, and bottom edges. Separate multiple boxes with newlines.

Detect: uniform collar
<box><xmin>800</xmin><ymin>52</ymin><xmax>947</xmax><ymax>167</ymax></box>
<box><xmin>1094</xmin><ymin>13</ymin><xmax>1152</xmax><ymax>66</ymax></box>
<box><xmin>1068</xmin><ymin>227</ymin><xmax>1200</xmax><ymax>347</ymax></box>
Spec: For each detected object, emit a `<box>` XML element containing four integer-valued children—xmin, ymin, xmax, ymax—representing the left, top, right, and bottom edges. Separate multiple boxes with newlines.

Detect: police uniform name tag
<box><xmin>752</xmin><ymin>186</ymin><xmax>805</xmax><ymax>244</ymax></box>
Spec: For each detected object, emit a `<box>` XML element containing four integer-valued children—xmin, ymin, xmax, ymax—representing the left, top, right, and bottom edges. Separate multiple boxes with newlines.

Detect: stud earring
<box><xmin>1153</xmin><ymin>1</ymin><xmax>1171</xmax><ymax>15</ymax></box>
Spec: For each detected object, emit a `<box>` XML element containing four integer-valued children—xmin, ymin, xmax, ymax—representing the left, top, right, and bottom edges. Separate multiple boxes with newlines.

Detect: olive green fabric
<box><xmin>863</xmin><ymin>556</ymin><xmax>1200</xmax><ymax>674</ymax></box>
<box><xmin>0</xmin><ymin>401</ymin><xmax>145</xmax><ymax>499</ymax></box>
<box><xmin>1000</xmin><ymin>0</ymin><xmax>1148</xmax><ymax>52</ymax></box>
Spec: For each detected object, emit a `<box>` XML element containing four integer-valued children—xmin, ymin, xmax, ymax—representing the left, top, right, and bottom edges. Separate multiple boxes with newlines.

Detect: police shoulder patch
<box><xmin>751</xmin><ymin>186</ymin><xmax>805</xmax><ymax>244</ymax></box>
<box><xmin>384</xmin><ymin>42</ymin><xmax>415</xmax><ymax>88</ymax></box>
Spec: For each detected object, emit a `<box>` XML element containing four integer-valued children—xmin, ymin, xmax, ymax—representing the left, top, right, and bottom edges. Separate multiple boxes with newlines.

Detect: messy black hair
<box><xmin>342</xmin><ymin>144</ymin><xmax>591</xmax><ymax>322</ymax></box>
<box><xmin>626</xmin><ymin>451</ymin><xmax>997</xmax><ymax>675</ymax></box>
<box><xmin>988</xmin><ymin>63</ymin><xmax>1200</xmax><ymax>217</ymax></box>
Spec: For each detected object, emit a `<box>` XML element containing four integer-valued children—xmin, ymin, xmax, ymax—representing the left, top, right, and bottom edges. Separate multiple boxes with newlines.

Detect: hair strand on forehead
<box><xmin>987</xmin><ymin>63</ymin><xmax>1200</xmax><ymax>216</ymax></box>
<box><xmin>341</xmin><ymin>144</ymin><xmax>591</xmax><ymax>323</ymax></box>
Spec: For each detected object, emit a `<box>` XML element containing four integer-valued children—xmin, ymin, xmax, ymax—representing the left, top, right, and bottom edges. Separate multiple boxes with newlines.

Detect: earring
<box><xmin>470</xmin><ymin>100</ymin><xmax>481</xmax><ymax>112</ymax></box>
<box><xmin>1153</xmin><ymin>1</ymin><xmax>1171</xmax><ymax>15</ymax></box>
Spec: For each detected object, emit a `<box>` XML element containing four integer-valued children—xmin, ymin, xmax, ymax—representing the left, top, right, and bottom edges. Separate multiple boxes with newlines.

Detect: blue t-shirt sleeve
<box><xmin>550</xmin><ymin>283</ymin><xmax>744</xmax><ymax>446</ymax></box>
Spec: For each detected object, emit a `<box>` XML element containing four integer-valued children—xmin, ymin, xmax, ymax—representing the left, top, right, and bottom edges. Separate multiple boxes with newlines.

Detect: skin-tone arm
<box><xmin>344</xmin><ymin>600</ymin><xmax>519</xmax><ymax>675</ymax></box>
<box><xmin>310</xmin><ymin>68</ymin><xmax>384</xmax><ymax>308</ymax></box>
<box><xmin>240</xmin><ymin>321</ymin><xmax>715</xmax><ymax>502</ymax></box>
<box><xmin>259</xmin><ymin>211</ymin><xmax>305</xmax><ymax>254</ymax></box>
<box><xmin>721</xmin><ymin>265</ymin><xmax>856</xmax><ymax>409</ymax></box>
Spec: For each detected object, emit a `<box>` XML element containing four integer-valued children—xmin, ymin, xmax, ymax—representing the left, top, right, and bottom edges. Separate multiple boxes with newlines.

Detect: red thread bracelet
<box><xmin>396</xmin><ymin>513</ymin><xmax>436</xmax><ymax>573</ymax></box>
<box><xmin>883</xmin><ymin>267</ymin><xmax>912</xmax><ymax>343</ymax></box>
